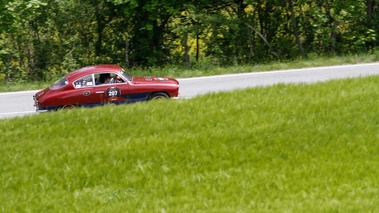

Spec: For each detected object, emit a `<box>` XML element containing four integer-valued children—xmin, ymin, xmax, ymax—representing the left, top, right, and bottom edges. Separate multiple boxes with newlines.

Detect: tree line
<box><xmin>0</xmin><ymin>0</ymin><xmax>378</xmax><ymax>81</ymax></box>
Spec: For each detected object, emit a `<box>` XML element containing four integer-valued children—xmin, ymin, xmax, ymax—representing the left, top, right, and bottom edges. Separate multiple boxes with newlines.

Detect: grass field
<box><xmin>1</xmin><ymin>75</ymin><xmax>379</xmax><ymax>212</ymax></box>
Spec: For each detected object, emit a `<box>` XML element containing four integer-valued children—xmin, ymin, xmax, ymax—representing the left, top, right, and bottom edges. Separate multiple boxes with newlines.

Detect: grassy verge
<box><xmin>1</xmin><ymin>53</ymin><xmax>379</xmax><ymax>92</ymax></box>
<box><xmin>140</xmin><ymin>53</ymin><xmax>379</xmax><ymax>78</ymax></box>
<box><xmin>1</xmin><ymin>75</ymin><xmax>379</xmax><ymax>212</ymax></box>
<box><xmin>0</xmin><ymin>81</ymin><xmax>47</xmax><ymax>93</ymax></box>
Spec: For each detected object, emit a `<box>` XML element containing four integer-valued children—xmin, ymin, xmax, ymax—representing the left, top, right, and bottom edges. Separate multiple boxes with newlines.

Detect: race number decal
<box><xmin>106</xmin><ymin>87</ymin><xmax>121</xmax><ymax>98</ymax></box>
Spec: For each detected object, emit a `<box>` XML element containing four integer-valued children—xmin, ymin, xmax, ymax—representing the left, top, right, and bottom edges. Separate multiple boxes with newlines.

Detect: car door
<box><xmin>95</xmin><ymin>73</ymin><xmax>130</xmax><ymax>105</ymax></box>
<box><xmin>71</xmin><ymin>74</ymin><xmax>107</xmax><ymax>107</ymax></box>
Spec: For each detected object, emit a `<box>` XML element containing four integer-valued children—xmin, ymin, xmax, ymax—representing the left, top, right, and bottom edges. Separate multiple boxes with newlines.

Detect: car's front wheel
<box><xmin>148</xmin><ymin>92</ymin><xmax>169</xmax><ymax>100</ymax></box>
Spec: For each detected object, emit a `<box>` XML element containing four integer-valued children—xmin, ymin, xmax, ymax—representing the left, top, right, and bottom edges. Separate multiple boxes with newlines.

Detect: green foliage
<box><xmin>1</xmin><ymin>0</ymin><xmax>379</xmax><ymax>81</ymax></box>
<box><xmin>1</xmin><ymin>76</ymin><xmax>379</xmax><ymax>211</ymax></box>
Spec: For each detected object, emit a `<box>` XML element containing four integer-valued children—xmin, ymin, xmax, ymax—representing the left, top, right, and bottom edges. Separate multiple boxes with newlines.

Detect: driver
<box><xmin>109</xmin><ymin>75</ymin><xmax>124</xmax><ymax>83</ymax></box>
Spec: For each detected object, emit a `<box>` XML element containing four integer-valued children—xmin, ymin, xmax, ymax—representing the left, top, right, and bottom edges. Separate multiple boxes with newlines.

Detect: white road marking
<box><xmin>0</xmin><ymin>111</ymin><xmax>36</xmax><ymax>116</ymax></box>
<box><xmin>0</xmin><ymin>90</ymin><xmax>39</xmax><ymax>96</ymax></box>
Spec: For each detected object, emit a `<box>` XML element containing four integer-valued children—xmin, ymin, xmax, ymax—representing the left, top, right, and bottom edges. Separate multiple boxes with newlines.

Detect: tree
<box><xmin>288</xmin><ymin>0</ymin><xmax>305</xmax><ymax>56</ymax></box>
<box><xmin>1</xmin><ymin>0</ymin><xmax>379</xmax><ymax>82</ymax></box>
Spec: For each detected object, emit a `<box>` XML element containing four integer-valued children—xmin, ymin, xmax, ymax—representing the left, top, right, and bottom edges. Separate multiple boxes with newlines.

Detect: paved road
<box><xmin>178</xmin><ymin>62</ymin><xmax>379</xmax><ymax>97</ymax></box>
<box><xmin>0</xmin><ymin>90</ymin><xmax>38</xmax><ymax>119</ymax></box>
<box><xmin>1</xmin><ymin>62</ymin><xmax>379</xmax><ymax>119</ymax></box>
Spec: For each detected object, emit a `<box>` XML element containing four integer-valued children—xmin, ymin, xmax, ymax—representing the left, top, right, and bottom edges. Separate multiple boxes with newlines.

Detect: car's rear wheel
<box><xmin>148</xmin><ymin>92</ymin><xmax>169</xmax><ymax>100</ymax></box>
<box><xmin>59</xmin><ymin>104</ymin><xmax>77</xmax><ymax>110</ymax></box>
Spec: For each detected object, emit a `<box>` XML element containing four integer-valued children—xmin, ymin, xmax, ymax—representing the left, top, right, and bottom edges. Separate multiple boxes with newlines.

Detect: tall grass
<box><xmin>1</xmin><ymin>76</ymin><xmax>379</xmax><ymax>212</ymax></box>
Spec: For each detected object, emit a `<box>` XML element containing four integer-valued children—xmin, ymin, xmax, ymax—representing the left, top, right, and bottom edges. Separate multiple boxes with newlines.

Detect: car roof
<box><xmin>66</xmin><ymin>64</ymin><xmax>122</xmax><ymax>81</ymax></box>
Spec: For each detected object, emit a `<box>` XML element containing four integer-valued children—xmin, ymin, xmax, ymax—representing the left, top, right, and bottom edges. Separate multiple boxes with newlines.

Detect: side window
<box><xmin>111</xmin><ymin>73</ymin><xmax>125</xmax><ymax>83</ymax></box>
<box><xmin>95</xmin><ymin>73</ymin><xmax>109</xmax><ymax>85</ymax></box>
<box><xmin>95</xmin><ymin>72</ymin><xmax>125</xmax><ymax>85</ymax></box>
<box><xmin>73</xmin><ymin>74</ymin><xmax>94</xmax><ymax>88</ymax></box>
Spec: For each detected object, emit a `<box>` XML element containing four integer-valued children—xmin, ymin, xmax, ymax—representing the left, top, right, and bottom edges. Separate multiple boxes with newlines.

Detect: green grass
<box><xmin>1</xmin><ymin>75</ymin><xmax>379</xmax><ymax>212</ymax></box>
<box><xmin>2</xmin><ymin>53</ymin><xmax>379</xmax><ymax>92</ymax></box>
<box><xmin>0</xmin><ymin>81</ymin><xmax>48</xmax><ymax>92</ymax></box>
<box><xmin>130</xmin><ymin>53</ymin><xmax>379</xmax><ymax>80</ymax></box>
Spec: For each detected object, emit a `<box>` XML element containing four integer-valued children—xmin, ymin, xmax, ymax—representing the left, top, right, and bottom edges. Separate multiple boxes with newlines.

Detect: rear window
<box><xmin>73</xmin><ymin>74</ymin><xmax>94</xmax><ymax>88</ymax></box>
<box><xmin>49</xmin><ymin>77</ymin><xmax>68</xmax><ymax>90</ymax></box>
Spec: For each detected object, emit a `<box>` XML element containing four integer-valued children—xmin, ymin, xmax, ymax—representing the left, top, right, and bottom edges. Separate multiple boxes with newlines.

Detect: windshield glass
<box><xmin>120</xmin><ymin>69</ymin><xmax>132</xmax><ymax>81</ymax></box>
<box><xmin>49</xmin><ymin>77</ymin><xmax>68</xmax><ymax>90</ymax></box>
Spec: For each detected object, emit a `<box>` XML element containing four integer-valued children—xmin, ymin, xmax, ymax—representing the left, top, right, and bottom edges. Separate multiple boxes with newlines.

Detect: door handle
<box><xmin>96</xmin><ymin>91</ymin><xmax>105</xmax><ymax>94</ymax></box>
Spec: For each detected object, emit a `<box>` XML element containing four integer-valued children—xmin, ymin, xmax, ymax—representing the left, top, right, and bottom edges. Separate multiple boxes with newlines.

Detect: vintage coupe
<box><xmin>33</xmin><ymin>64</ymin><xmax>180</xmax><ymax>111</ymax></box>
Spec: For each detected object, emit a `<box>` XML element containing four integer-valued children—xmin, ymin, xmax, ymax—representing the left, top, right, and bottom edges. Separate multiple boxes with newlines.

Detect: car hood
<box><xmin>132</xmin><ymin>76</ymin><xmax>179</xmax><ymax>84</ymax></box>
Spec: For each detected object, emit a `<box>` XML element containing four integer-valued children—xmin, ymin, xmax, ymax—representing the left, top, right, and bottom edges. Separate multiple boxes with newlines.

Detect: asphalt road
<box><xmin>1</xmin><ymin>62</ymin><xmax>379</xmax><ymax>119</ymax></box>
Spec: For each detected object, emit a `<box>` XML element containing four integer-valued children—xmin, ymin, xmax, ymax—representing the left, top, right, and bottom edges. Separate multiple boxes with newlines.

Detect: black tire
<box><xmin>59</xmin><ymin>104</ymin><xmax>77</xmax><ymax>110</ymax></box>
<box><xmin>148</xmin><ymin>92</ymin><xmax>169</xmax><ymax>100</ymax></box>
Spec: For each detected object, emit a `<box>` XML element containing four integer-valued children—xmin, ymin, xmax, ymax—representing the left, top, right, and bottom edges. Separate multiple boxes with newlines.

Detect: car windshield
<box><xmin>49</xmin><ymin>77</ymin><xmax>68</xmax><ymax>90</ymax></box>
<box><xmin>120</xmin><ymin>69</ymin><xmax>132</xmax><ymax>81</ymax></box>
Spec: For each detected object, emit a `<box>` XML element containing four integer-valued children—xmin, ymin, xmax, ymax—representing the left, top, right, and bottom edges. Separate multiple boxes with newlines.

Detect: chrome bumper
<box><xmin>33</xmin><ymin>95</ymin><xmax>39</xmax><ymax>112</ymax></box>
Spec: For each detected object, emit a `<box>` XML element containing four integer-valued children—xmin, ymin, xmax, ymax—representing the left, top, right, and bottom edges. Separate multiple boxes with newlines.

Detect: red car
<box><xmin>33</xmin><ymin>64</ymin><xmax>180</xmax><ymax>111</ymax></box>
